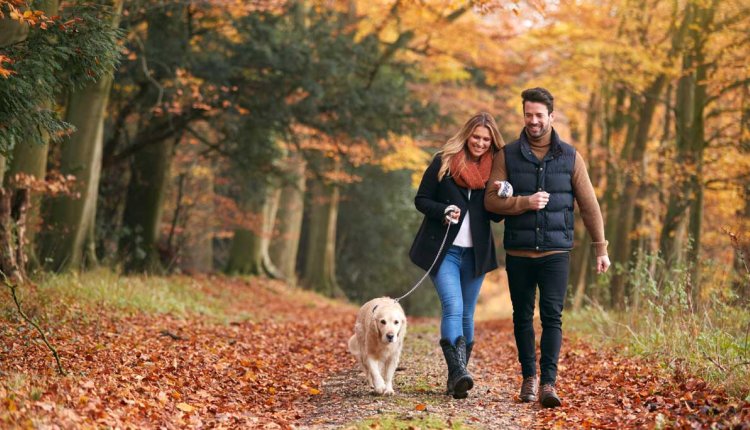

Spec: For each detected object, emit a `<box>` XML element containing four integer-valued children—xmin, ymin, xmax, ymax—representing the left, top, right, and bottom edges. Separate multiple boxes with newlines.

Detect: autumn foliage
<box><xmin>2</xmin><ymin>277</ymin><xmax>748</xmax><ymax>428</ymax></box>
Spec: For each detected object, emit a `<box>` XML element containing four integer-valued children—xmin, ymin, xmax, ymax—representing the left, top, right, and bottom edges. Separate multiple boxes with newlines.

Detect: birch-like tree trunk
<box><xmin>38</xmin><ymin>0</ymin><xmax>123</xmax><ymax>272</ymax></box>
<box><xmin>300</xmin><ymin>176</ymin><xmax>343</xmax><ymax>297</ymax></box>
<box><xmin>269</xmin><ymin>154</ymin><xmax>306</xmax><ymax>284</ymax></box>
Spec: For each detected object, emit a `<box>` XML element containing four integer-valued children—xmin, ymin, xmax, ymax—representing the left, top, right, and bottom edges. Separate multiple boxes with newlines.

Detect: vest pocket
<box><xmin>563</xmin><ymin>210</ymin><xmax>571</xmax><ymax>240</ymax></box>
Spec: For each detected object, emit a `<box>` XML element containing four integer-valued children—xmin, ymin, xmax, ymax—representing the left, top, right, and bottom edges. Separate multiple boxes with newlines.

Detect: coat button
<box><xmin>538</xmin><ymin>187</ymin><xmax>542</xmax><ymax>191</ymax></box>
<box><xmin>536</xmin><ymin>246</ymin><xmax>540</xmax><ymax>250</ymax></box>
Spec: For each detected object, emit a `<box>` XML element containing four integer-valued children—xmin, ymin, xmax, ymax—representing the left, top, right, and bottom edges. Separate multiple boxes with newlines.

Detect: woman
<box><xmin>409</xmin><ymin>112</ymin><xmax>506</xmax><ymax>399</ymax></box>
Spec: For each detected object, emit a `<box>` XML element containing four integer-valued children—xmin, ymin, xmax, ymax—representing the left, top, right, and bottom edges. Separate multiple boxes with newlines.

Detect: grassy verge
<box><xmin>1</xmin><ymin>269</ymin><xmax>228</xmax><ymax>323</ymax></box>
<box><xmin>567</xmin><ymin>253</ymin><xmax>750</xmax><ymax>400</ymax></box>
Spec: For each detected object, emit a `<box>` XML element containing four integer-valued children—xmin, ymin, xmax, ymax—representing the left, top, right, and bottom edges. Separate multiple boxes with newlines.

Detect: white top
<box><xmin>452</xmin><ymin>189</ymin><xmax>473</xmax><ymax>247</ymax></box>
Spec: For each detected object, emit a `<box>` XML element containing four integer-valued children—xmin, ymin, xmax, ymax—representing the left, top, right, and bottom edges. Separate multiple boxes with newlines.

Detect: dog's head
<box><xmin>372</xmin><ymin>301</ymin><xmax>407</xmax><ymax>344</ymax></box>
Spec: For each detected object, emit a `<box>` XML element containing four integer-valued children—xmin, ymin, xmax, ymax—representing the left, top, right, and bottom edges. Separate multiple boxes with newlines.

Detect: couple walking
<box><xmin>409</xmin><ymin>87</ymin><xmax>611</xmax><ymax>407</ymax></box>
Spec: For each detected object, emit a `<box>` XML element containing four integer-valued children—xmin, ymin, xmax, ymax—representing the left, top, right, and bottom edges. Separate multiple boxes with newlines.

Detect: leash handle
<box><xmin>395</xmin><ymin>220</ymin><xmax>453</xmax><ymax>303</ymax></box>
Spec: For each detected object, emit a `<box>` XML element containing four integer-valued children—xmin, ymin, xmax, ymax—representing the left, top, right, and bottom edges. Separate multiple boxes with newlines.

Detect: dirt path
<box><xmin>297</xmin><ymin>321</ymin><xmax>531</xmax><ymax>429</ymax></box>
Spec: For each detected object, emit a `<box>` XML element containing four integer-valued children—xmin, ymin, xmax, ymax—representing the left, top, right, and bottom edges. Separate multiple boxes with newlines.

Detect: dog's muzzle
<box><xmin>386</xmin><ymin>333</ymin><xmax>395</xmax><ymax>342</ymax></box>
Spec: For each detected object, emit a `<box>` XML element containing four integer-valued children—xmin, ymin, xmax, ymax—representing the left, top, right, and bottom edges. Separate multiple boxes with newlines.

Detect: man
<box><xmin>484</xmin><ymin>87</ymin><xmax>610</xmax><ymax>408</ymax></box>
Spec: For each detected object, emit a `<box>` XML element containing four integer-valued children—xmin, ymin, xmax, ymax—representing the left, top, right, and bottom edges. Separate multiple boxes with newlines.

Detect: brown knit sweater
<box><xmin>484</xmin><ymin>128</ymin><xmax>608</xmax><ymax>258</ymax></box>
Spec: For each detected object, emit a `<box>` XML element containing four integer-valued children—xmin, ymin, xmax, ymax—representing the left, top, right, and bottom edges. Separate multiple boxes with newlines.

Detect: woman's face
<box><xmin>466</xmin><ymin>126</ymin><xmax>492</xmax><ymax>160</ymax></box>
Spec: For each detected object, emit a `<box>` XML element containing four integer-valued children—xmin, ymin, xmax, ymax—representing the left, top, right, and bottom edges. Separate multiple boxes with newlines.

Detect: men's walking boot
<box><xmin>519</xmin><ymin>376</ymin><xmax>538</xmax><ymax>402</ymax></box>
<box><xmin>539</xmin><ymin>384</ymin><xmax>562</xmax><ymax>408</ymax></box>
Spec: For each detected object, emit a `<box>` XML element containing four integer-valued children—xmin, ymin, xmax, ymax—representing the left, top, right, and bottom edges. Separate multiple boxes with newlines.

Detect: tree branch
<box><xmin>1</xmin><ymin>271</ymin><xmax>66</xmax><ymax>376</ymax></box>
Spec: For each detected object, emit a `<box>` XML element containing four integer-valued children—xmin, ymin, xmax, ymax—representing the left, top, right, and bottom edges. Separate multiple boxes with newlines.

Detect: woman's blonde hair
<box><xmin>437</xmin><ymin>112</ymin><xmax>505</xmax><ymax>181</ymax></box>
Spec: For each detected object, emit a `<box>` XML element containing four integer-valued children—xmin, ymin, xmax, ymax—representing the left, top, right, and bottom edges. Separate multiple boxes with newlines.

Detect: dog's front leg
<box><xmin>363</xmin><ymin>358</ymin><xmax>375</xmax><ymax>388</ymax></box>
<box><xmin>382</xmin><ymin>354</ymin><xmax>399</xmax><ymax>395</ymax></box>
<box><xmin>366</xmin><ymin>357</ymin><xmax>387</xmax><ymax>395</ymax></box>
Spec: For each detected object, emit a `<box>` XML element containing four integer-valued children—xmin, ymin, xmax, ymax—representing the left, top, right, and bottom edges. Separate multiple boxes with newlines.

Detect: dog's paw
<box><xmin>383</xmin><ymin>386</ymin><xmax>395</xmax><ymax>396</ymax></box>
<box><xmin>373</xmin><ymin>384</ymin><xmax>387</xmax><ymax>395</ymax></box>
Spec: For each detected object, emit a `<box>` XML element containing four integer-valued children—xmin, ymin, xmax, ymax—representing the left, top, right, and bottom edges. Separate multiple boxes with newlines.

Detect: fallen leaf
<box><xmin>415</xmin><ymin>403</ymin><xmax>426</xmax><ymax>411</ymax></box>
<box><xmin>176</xmin><ymin>402</ymin><xmax>195</xmax><ymax>412</ymax></box>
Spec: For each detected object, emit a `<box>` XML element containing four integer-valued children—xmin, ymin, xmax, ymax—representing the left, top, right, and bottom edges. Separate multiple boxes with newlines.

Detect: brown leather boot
<box><xmin>519</xmin><ymin>376</ymin><xmax>538</xmax><ymax>402</ymax></box>
<box><xmin>539</xmin><ymin>384</ymin><xmax>562</xmax><ymax>408</ymax></box>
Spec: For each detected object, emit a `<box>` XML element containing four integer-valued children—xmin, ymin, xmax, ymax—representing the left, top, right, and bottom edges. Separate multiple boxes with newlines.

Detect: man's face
<box><xmin>523</xmin><ymin>101</ymin><xmax>554</xmax><ymax>138</ymax></box>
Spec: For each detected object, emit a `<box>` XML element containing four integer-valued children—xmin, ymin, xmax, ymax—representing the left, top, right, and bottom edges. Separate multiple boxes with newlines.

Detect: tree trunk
<box><xmin>84</xmin><ymin>206</ymin><xmax>98</xmax><ymax>268</ymax></box>
<box><xmin>37</xmin><ymin>0</ymin><xmax>122</xmax><ymax>272</ymax></box>
<box><xmin>733</xmin><ymin>86</ymin><xmax>750</xmax><ymax>303</ymax></box>
<box><xmin>2</xmin><ymin>0</ymin><xmax>59</xmax><ymax>271</ymax></box>
<box><xmin>260</xmin><ymin>186</ymin><xmax>283</xmax><ymax>279</ymax></box>
<box><xmin>39</xmin><ymin>77</ymin><xmax>114</xmax><ymax>271</ymax></box>
<box><xmin>118</xmin><ymin>3</ymin><xmax>188</xmax><ymax>273</ymax></box>
<box><xmin>571</xmin><ymin>91</ymin><xmax>597</xmax><ymax>311</ymax></box>
<box><xmin>609</xmin><ymin>77</ymin><xmax>667</xmax><ymax>308</ymax></box>
<box><xmin>687</xmin><ymin>184</ymin><xmax>703</xmax><ymax>305</ymax></box>
<box><xmin>225</xmin><ymin>228</ymin><xmax>262</xmax><ymax>275</ymax></box>
<box><xmin>269</xmin><ymin>154</ymin><xmax>306</xmax><ymax>284</ymax></box>
<box><xmin>178</xmin><ymin>160</ymin><xmax>214</xmax><ymax>273</ymax></box>
<box><xmin>120</xmin><ymin>137</ymin><xmax>176</xmax><ymax>273</ymax></box>
<box><xmin>603</xmin><ymin>95</ymin><xmax>639</xmax><ymax>255</ymax></box>
<box><xmin>659</xmin><ymin>0</ymin><xmax>714</xmax><ymax>277</ymax></box>
<box><xmin>300</xmin><ymin>177</ymin><xmax>343</xmax><ymax>297</ymax></box>
<box><xmin>224</xmin><ymin>183</ymin><xmax>278</xmax><ymax>276</ymax></box>
<box><xmin>734</xmin><ymin>181</ymin><xmax>750</xmax><ymax>304</ymax></box>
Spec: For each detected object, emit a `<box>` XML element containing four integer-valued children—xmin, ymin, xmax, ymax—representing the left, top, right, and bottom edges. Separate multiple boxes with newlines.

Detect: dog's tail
<box><xmin>347</xmin><ymin>334</ymin><xmax>359</xmax><ymax>357</ymax></box>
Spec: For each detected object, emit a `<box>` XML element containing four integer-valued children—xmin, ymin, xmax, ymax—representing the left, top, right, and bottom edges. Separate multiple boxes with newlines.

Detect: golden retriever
<box><xmin>348</xmin><ymin>297</ymin><xmax>407</xmax><ymax>395</ymax></box>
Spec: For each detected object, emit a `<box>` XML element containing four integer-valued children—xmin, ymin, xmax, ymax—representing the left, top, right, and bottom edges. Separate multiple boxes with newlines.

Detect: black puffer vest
<box><xmin>503</xmin><ymin>128</ymin><xmax>576</xmax><ymax>251</ymax></box>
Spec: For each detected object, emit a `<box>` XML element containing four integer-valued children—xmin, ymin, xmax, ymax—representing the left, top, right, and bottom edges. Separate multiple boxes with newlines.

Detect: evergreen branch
<box><xmin>1</xmin><ymin>270</ymin><xmax>66</xmax><ymax>376</ymax></box>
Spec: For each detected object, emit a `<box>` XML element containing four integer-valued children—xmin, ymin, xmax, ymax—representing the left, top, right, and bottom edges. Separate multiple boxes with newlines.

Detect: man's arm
<box><xmin>485</xmin><ymin>150</ymin><xmax>533</xmax><ymax>215</ymax></box>
<box><xmin>572</xmin><ymin>152</ymin><xmax>610</xmax><ymax>273</ymax></box>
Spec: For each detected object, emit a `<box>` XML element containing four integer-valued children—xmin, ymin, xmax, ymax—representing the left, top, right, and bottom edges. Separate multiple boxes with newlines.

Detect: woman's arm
<box><xmin>415</xmin><ymin>155</ymin><xmax>451</xmax><ymax>221</ymax></box>
<box><xmin>484</xmin><ymin>150</ymin><xmax>532</xmax><ymax>216</ymax></box>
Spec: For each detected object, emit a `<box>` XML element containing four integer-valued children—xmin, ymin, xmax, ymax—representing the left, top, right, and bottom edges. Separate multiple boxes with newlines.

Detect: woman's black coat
<box><xmin>409</xmin><ymin>154</ymin><xmax>503</xmax><ymax>277</ymax></box>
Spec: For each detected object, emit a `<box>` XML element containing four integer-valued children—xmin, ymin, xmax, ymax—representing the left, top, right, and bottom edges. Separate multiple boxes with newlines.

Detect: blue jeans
<box><xmin>430</xmin><ymin>245</ymin><xmax>485</xmax><ymax>345</ymax></box>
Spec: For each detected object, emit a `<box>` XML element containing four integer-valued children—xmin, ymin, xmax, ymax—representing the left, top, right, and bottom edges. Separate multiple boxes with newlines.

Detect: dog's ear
<box><xmin>371</xmin><ymin>313</ymin><xmax>382</xmax><ymax>334</ymax></box>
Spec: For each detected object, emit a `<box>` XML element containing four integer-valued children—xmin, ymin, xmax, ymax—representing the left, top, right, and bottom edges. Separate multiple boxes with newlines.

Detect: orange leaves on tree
<box><xmin>0</xmin><ymin>54</ymin><xmax>14</xmax><ymax>79</ymax></box>
<box><xmin>8</xmin><ymin>172</ymin><xmax>78</xmax><ymax>197</ymax></box>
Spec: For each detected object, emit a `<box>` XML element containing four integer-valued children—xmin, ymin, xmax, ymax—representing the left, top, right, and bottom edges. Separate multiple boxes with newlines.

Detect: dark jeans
<box><xmin>506</xmin><ymin>252</ymin><xmax>570</xmax><ymax>386</ymax></box>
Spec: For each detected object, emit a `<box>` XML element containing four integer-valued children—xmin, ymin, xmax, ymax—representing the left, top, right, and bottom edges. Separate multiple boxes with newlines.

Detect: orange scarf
<box><xmin>449</xmin><ymin>150</ymin><xmax>492</xmax><ymax>190</ymax></box>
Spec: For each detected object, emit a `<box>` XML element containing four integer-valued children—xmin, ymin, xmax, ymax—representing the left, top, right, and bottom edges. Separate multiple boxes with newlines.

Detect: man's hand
<box><xmin>596</xmin><ymin>255</ymin><xmax>611</xmax><ymax>274</ymax></box>
<box><xmin>528</xmin><ymin>192</ymin><xmax>550</xmax><ymax>210</ymax></box>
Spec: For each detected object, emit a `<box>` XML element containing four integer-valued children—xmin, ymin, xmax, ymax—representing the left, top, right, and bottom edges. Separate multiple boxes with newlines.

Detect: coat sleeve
<box><xmin>484</xmin><ymin>147</ymin><xmax>532</xmax><ymax>215</ymax></box>
<box><xmin>415</xmin><ymin>155</ymin><xmax>450</xmax><ymax>221</ymax></box>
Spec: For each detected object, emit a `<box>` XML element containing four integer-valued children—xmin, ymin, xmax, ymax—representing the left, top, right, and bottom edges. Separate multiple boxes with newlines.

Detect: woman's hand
<box><xmin>493</xmin><ymin>180</ymin><xmax>514</xmax><ymax>198</ymax></box>
<box><xmin>444</xmin><ymin>205</ymin><xmax>461</xmax><ymax>224</ymax></box>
